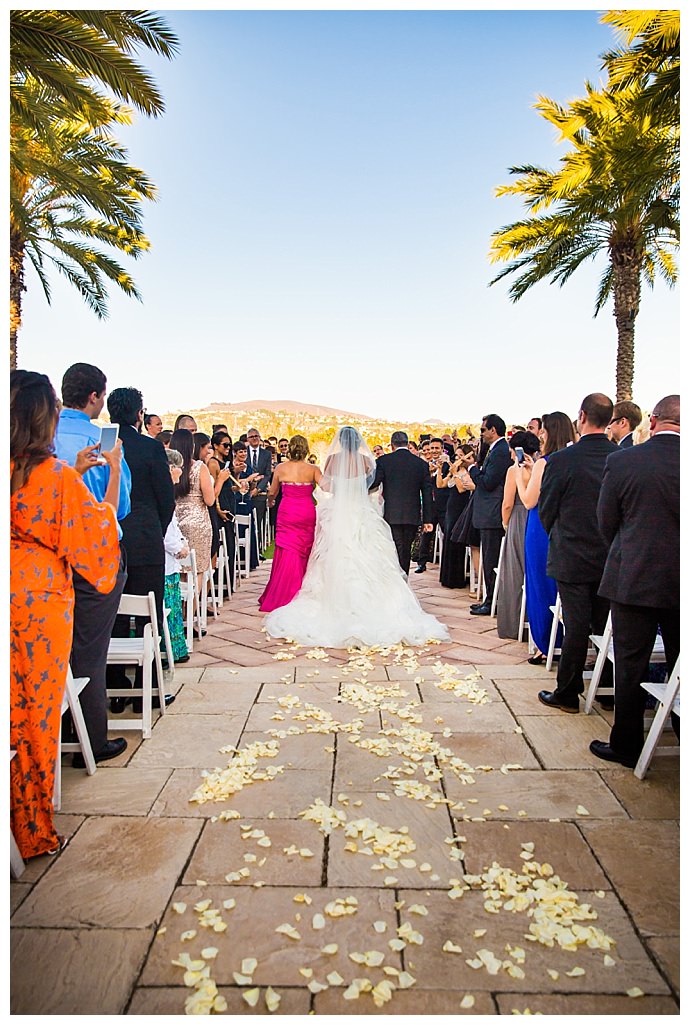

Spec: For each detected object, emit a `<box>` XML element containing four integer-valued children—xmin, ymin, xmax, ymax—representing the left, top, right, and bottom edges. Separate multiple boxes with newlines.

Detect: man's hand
<box><xmin>74</xmin><ymin>444</ymin><xmax>104</xmax><ymax>475</ymax></box>
<box><xmin>422</xmin><ymin>522</ymin><xmax>434</xmax><ymax>533</ymax></box>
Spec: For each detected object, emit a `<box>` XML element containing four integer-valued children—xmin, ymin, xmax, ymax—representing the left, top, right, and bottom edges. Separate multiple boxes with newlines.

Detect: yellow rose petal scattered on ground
<box><xmin>312</xmin><ymin>913</ymin><xmax>326</xmax><ymax>930</ymax></box>
<box><xmin>298</xmin><ymin>968</ymin><xmax>313</xmax><ymax>979</ymax></box>
<box><xmin>408</xmin><ymin>903</ymin><xmax>428</xmax><ymax>916</ymax></box>
<box><xmin>565</xmin><ymin>967</ymin><xmax>585</xmax><ymax>977</ymax></box>
<box><xmin>265</xmin><ymin>987</ymin><xmax>281</xmax><ymax>1012</ymax></box>
<box><xmin>603</xmin><ymin>955</ymin><xmax>616</xmax><ymax>967</ymax></box>
<box><xmin>473</xmin><ymin>929</ymin><xmax>487</xmax><ymax>938</ymax></box>
<box><xmin>326</xmin><ymin>971</ymin><xmax>344</xmax><ymax>986</ymax></box>
<box><xmin>180</xmin><ymin>930</ymin><xmax>197</xmax><ymax>942</ymax></box>
<box><xmin>241</xmin><ymin>958</ymin><xmax>257</xmax><ymax>975</ymax></box>
<box><xmin>222</xmin><ymin>898</ymin><xmax>236</xmax><ymax>910</ymax></box>
<box><xmin>308</xmin><ymin>980</ymin><xmax>328</xmax><ymax>994</ymax></box>
<box><xmin>460</xmin><ymin>994</ymin><xmax>475</xmax><ymax>1009</ymax></box>
<box><xmin>627</xmin><ymin>987</ymin><xmax>645</xmax><ymax>998</ymax></box>
<box><xmin>443</xmin><ymin>940</ymin><xmax>463</xmax><ymax>954</ymax></box>
<box><xmin>547</xmin><ymin>969</ymin><xmax>559</xmax><ymax>981</ymax></box>
<box><xmin>201</xmin><ymin>948</ymin><xmax>218</xmax><ymax>960</ymax></box>
<box><xmin>300</xmin><ymin>848</ymin><xmax>315</xmax><ymax>858</ymax></box>
<box><xmin>275</xmin><ymin>923</ymin><xmax>301</xmax><ymax>941</ymax></box>
<box><xmin>373</xmin><ymin>921</ymin><xmax>387</xmax><ymax>933</ymax></box>
<box><xmin>576</xmin><ymin>805</ymin><xmax>590</xmax><ymax>816</ymax></box>
<box><xmin>233</xmin><ymin>972</ymin><xmax>253</xmax><ymax>986</ymax></box>
<box><xmin>321</xmin><ymin>944</ymin><xmax>338</xmax><ymax>955</ymax></box>
<box><xmin>172</xmin><ymin>902</ymin><xmax>187</xmax><ymax>914</ymax></box>
<box><xmin>242</xmin><ymin>988</ymin><xmax>260</xmax><ymax>1007</ymax></box>
<box><xmin>293</xmin><ymin>893</ymin><xmax>312</xmax><ymax>905</ymax></box>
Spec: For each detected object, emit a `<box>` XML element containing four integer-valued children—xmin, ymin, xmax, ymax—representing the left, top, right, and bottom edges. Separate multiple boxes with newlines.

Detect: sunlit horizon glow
<box><xmin>18</xmin><ymin>8</ymin><xmax>679</xmax><ymax>424</ymax></box>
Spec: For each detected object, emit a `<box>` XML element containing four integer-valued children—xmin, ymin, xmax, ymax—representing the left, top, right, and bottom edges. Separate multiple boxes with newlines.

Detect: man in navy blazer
<box><xmin>589</xmin><ymin>394</ymin><xmax>680</xmax><ymax>767</ymax></box>
<box><xmin>468</xmin><ymin>414</ymin><xmax>512</xmax><ymax>615</ymax></box>
<box><xmin>370</xmin><ymin>431</ymin><xmax>433</xmax><ymax>576</ymax></box>
<box><xmin>608</xmin><ymin>400</ymin><xmax>642</xmax><ymax>450</ymax></box>
<box><xmin>537</xmin><ymin>393</ymin><xmax>617</xmax><ymax>712</ymax></box>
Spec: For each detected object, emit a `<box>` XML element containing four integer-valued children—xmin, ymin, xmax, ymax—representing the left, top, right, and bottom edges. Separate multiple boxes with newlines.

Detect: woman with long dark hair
<box><xmin>515</xmin><ymin>411</ymin><xmax>575</xmax><ymax>663</ymax></box>
<box><xmin>10</xmin><ymin>370</ymin><xmax>120</xmax><ymax>858</ymax></box>
<box><xmin>496</xmin><ymin>430</ymin><xmax>541</xmax><ymax>639</ymax></box>
<box><xmin>437</xmin><ymin>444</ymin><xmax>476</xmax><ymax>588</ymax></box>
<box><xmin>170</xmin><ymin>427</ymin><xmax>214</xmax><ymax>595</ymax></box>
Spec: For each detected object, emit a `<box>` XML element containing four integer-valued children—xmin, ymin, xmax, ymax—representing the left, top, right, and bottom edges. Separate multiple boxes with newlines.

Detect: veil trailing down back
<box><xmin>264</xmin><ymin>426</ymin><xmax>450</xmax><ymax>648</ymax></box>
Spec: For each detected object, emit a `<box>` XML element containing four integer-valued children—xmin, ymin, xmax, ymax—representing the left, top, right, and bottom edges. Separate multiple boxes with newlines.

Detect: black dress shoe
<box><xmin>469</xmin><ymin>602</ymin><xmax>491</xmax><ymax>616</ymax></box>
<box><xmin>109</xmin><ymin>696</ymin><xmax>131</xmax><ymax>714</ymax></box>
<box><xmin>527</xmin><ymin>653</ymin><xmax>545</xmax><ymax>666</ymax></box>
<box><xmin>469</xmin><ymin>601</ymin><xmax>483</xmax><ymax>610</ymax></box>
<box><xmin>72</xmin><ymin>737</ymin><xmax>128</xmax><ymax>769</ymax></box>
<box><xmin>596</xmin><ymin>696</ymin><xmax>615</xmax><ymax>711</ymax></box>
<box><xmin>132</xmin><ymin>693</ymin><xmax>176</xmax><ymax>713</ymax></box>
<box><xmin>589</xmin><ymin>740</ymin><xmax>637</xmax><ymax>768</ymax></box>
<box><xmin>414</xmin><ymin>564</ymin><xmax>427</xmax><ymax>573</ymax></box>
<box><xmin>538</xmin><ymin>689</ymin><xmax>579</xmax><ymax>713</ymax></box>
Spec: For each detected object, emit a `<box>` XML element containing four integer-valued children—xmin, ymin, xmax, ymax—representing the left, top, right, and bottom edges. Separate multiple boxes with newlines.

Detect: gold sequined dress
<box><xmin>175</xmin><ymin>460</ymin><xmax>212</xmax><ymax>573</ymax></box>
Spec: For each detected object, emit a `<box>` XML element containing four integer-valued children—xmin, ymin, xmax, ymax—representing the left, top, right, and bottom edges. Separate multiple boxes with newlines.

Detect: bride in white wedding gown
<box><xmin>264</xmin><ymin>426</ymin><xmax>450</xmax><ymax>648</ymax></box>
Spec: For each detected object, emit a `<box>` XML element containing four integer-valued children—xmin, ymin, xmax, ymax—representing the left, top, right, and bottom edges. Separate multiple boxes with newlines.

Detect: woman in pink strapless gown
<box><xmin>258</xmin><ymin>435</ymin><xmax>321</xmax><ymax>613</ymax></box>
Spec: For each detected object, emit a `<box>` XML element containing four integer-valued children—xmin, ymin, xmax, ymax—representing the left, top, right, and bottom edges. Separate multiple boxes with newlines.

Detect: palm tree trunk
<box><xmin>10</xmin><ymin>227</ymin><xmax>25</xmax><ymax>370</ymax></box>
<box><xmin>611</xmin><ymin>243</ymin><xmax>642</xmax><ymax>402</ymax></box>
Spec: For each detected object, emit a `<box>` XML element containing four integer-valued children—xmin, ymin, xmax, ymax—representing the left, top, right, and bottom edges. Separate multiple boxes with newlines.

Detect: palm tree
<box><xmin>10</xmin><ymin>9</ymin><xmax>178</xmax><ymax>122</ymax></box>
<box><xmin>9</xmin><ymin>10</ymin><xmax>178</xmax><ymax>367</ymax></box>
<box><xmin>10</xmin><ymin>89</ymin><xmax>156</xmax><ymax>368</ymax></box>
<box><xmin>601</xmin><ymin>10</ymin><xmax>680</xmax><ymax>127</ymax></box>
<box><xmin>489</xmin><ymin>83</ymin><xmax>678</xmax><ymax>401</ymax></box>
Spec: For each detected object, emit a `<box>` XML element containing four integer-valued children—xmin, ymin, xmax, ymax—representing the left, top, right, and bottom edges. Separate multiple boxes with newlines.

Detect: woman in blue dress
<box><xmin>514</xmin><ymin>412</ymin><xmax>576</xmax><ymax>663</ymax></box>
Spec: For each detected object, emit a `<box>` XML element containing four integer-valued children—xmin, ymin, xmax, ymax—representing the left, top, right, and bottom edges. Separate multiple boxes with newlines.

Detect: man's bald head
<box><xmin>652</xmin><ymin>395</ymin><xmax>680</xmax><ymax>429</ymax></box>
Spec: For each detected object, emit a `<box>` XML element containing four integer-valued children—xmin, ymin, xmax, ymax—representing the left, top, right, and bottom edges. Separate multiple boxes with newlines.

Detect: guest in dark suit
<box><xmin>468</xmin><ymin>414</ymin><xmax>513</xmax><ymax>615</ymax></box>
<box><xmin>415</xmin><ymin>437</ymin><xmax>450</xmax><ymax>573</ymax></box>
<box><xmin>370</xmin><ymin>430</ymin><xmax>433</xmax><ymax>576</ymax></box>
<box><xmin>589</xmin><ymin>395</ymin><xmax>680</xmax><ymax>766</ymax></box>
<box><xmin>608</xmin><ymin>400</ymin><xmax>642</xmax><ymax>449</ymax></box>
<box><xmin>537</xmin><ymin>392</ymin><xmax>617</xmax><ymax>713</ymax></box>
<box><xmin>245</xmin><ymin>427</ymin><xmax>273</xmax><ymax>547</ymax></box>
<box><xmin>106</xmin><ymin>387</ymin><xmax>176</xmax><ymax>704</ymax></box>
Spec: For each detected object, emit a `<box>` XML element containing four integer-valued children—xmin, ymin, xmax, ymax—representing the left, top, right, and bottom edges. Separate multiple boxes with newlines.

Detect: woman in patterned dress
<box><xmin>10</xmin><ymin>370</ymin><xmax>120</xmax><ymax>858</ymax></box>
<box><xmin>170</xmin><ymin>428</ymin><xmax>214</xmax><ymax>595</ymax></box>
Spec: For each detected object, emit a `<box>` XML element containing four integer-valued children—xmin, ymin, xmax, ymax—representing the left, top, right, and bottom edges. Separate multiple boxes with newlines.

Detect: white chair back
<box><xmin>106</xmin><ymin>590</ymin><xmax>166</xmax><ymax>739</ymax></box>
<box><xmin>54</xmin><ymin>666</ymin><xmax>96</xmax><ymax>810</ymax></box>
<box><xmin>635</xmin><ymin>656</ymin><xmax>680</xmax><ymax>779</ymax></box>
<box><xmin>234</xmin><ymin>514</ymin><xmax>252</xmax><ymax>579</ymax></box>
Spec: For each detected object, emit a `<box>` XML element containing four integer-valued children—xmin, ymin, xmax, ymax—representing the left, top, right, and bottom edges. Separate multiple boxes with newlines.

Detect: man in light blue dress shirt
<box><xmin>54</xmin><ymin>363</ymin><xmax>131</xmax><ymax>764</ymax></box>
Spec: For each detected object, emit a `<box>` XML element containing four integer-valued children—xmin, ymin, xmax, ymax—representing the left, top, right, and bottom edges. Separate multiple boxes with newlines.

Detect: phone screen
<box><xmin>99</xmin><ymin>425</ymin><xmax>119</xmax><ymax>452</ymax></box>
<box><xmin>515</xmin><ymin>447</ymin><xmax>525</xmax><ymax>464</ymax></box>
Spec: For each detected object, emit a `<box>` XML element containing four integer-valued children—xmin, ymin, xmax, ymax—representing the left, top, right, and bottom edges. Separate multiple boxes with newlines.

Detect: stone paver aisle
<box><xmin>10</xmin><ymin>563</ymin><xmax>679</xmax><ymax>1015</ymax></box>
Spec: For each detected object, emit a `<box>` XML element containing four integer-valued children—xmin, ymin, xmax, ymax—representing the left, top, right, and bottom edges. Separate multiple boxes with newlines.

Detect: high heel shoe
<box><xmin>527</xmin><ymin>653</ymin><xmax>545</xmax><ymax>666</ymax></box>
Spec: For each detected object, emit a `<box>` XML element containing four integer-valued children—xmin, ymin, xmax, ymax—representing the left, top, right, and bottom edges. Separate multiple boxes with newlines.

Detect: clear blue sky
<box><xmin>19</xmin><ymin>7</ymin><xmax>679</xmax><ymax>424</ymax></box>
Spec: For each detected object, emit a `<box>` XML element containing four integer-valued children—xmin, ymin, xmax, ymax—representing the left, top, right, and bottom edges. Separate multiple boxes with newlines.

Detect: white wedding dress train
<box><xmin>264</xmin><ymin>490</ymin><xmax>450</xmax><ymax>648</ymax></box>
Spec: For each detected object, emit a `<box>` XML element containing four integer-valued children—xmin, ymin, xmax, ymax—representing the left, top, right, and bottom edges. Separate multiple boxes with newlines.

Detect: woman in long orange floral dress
<box><xmin>10</xmin><ymin>370</ymin><xmax>121</xmax><ymax>859</ymax></box>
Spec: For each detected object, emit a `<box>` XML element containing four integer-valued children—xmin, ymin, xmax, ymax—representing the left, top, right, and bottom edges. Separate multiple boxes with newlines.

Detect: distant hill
<box><xmin>203</xmin><ymin>399</ymin><xmax>374</xmax><ymax>419</ymax></box>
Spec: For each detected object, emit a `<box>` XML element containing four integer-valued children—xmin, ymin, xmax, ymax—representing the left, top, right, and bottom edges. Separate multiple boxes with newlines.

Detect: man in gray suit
<box><xmin>468</xmin><ymin>414</ymin><xmax>512</xmax><ymax>615</ymax></box>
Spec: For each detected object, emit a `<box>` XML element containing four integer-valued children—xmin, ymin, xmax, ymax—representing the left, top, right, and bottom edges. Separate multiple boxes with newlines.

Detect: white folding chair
<box><xmin>585</xmin><ymin>612</ymin><xmax>668</xmax><ymax>714</ymax></box>
<box><xmin>106</xmin><ymin>591</ymin><xmax>166</xmax><ymax>739</ymax></box>
<box><xmin>490</xmin><ymin>535</ymin><xmax>506</xmax><ymax>618</ymax></box>
<box><xmin>545</xmin><ymin>592</ymin><xmax>563</xmax><ymax>671</ymax></box>
<box><xmin>432</xmin><ymin>524</ymin><xmax>443</xmax><ymax>564</ymax></box>
<box><xmin>10</xmin><ymin>752</ymin><xmax>25</xmax><ymax>879</ymax></box>
<box><xmin>234</xmin><ymin>514</ymin><xmax>252</xmax><ymax>579</ymax></box>
<box><xmin>518</xmin><ymin>577</ymin><xmax>528</xmax><ymax>642</ymax></box>
<box><xmin>475</xmin><ymin>541</ymin><xmax>487</xmax><ymax>603</ymax></box>
<box><xmin>54</xmin><ymin>666</ymin><xmax>96</xmax><ymax>811</ymax></box>
<box><xmin>179</xmin><ymin>550</ymin><xmax>201</xmax><ymax>653</ymax></box>
<box><xmin>635</xmin><ymin>656</ymin><xmax>680</xmax><ymax>779</ymax></box>
<box><xmin>215</xmin><ymin>529</ymin><xmax>232</xmax><ymax>608</ymax></box>
<box><xmin>201</xmin><ymin>564</ymin><xmax>220</xmax><ymax>629</ymax></box>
